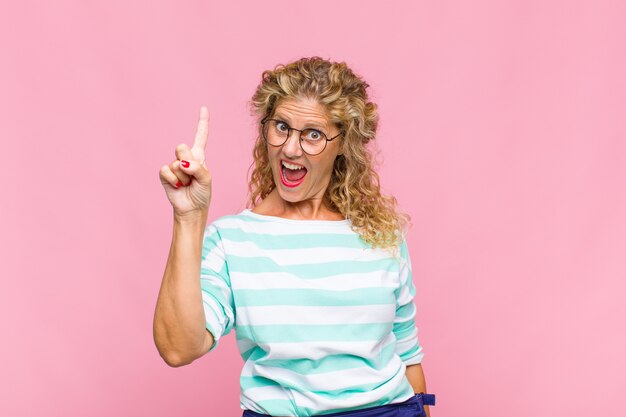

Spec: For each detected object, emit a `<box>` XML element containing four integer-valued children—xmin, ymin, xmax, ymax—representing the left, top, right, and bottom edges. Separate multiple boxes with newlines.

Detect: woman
<box><xmin>154</xmin><ymin>57</ymin><xmax>435</xmax><ymax>417</ymax></box>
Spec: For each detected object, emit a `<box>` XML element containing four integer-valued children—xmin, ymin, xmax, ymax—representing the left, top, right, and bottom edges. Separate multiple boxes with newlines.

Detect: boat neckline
<box><xmin>240</xmin><ymin>209</ymin><xmax>349</xmax><ymax>225</ymax></box>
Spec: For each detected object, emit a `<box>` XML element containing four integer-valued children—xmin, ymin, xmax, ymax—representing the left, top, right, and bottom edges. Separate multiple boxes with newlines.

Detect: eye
<box><xmin>275</xmin><ymin>121</ymin><xmax>289</xmax><ymax>132</ymax></box>
<box><xmin>303</xmin><ymin>129</ymin><xmax>323</xmax><ymax>141</ymax></box>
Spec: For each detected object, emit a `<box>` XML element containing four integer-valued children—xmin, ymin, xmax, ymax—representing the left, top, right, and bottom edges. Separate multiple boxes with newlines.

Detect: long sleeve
<box><xmin>200</xmin><ymin>223</ymin><xmax>235</xmax><ymax>352</ymax></box>
<box><xmin>393</xmin><ymin>239</ymin><xmax>424</xmax><ymax>365</ymax></box>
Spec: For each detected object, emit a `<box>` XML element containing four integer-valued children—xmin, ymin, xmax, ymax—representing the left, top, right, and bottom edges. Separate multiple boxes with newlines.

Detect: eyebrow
<box><xmin>273</xmin><ymin>113</ymin><xmax>328</xmax><ymax>131</ymax></box>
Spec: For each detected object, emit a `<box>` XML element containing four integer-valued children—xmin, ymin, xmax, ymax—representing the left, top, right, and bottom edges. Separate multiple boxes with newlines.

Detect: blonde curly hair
<box><xmin>246</xmin><ymin>56</ymin><xmax>410</xmax><ymax>254</ymax></box>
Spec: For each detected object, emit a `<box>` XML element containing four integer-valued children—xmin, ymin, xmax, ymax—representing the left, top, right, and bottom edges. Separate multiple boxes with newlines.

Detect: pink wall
<box><xmin>2</xmin><ymin>1</ymin><xmax>625</xmax><ymax>416</ymax></box>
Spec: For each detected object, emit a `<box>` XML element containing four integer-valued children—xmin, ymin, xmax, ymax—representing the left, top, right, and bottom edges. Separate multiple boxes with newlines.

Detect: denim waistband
<box><xmin>242</xmin><ymin>393</ymin><xmax>436</xmax><ymax>417</ymax></box>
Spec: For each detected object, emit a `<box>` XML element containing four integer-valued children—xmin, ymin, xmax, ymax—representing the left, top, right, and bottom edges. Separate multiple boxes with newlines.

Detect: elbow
<box><xmin>153</xmin><ymin>328</ymin><xmax>213</xmax><ymax>367</ymax></box>
<box><xmin>162</xmin><ymin>353</ymin><xmax>184</xmax><ymax>368</ymax></box>
<box><xmin>153</xmin><ymin>331</ymin><xmax>206</xmax><ymax>367</ymax></box>
<box><xmin>161</xmin><ymin>351</ymin><xmax>195</xmax><ymax>368</ymax></box>
<box><xmin>154</xmin><ymin>340</ymin><xmax>200</xmax><ymax>367</ymax></box>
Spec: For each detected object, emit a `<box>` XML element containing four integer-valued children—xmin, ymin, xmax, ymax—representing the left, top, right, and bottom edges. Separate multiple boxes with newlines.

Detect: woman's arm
<box><xmin>405</xmin><ymin>363</ymin><xmax>431</xmax><ymax>417</ymax></box>
<box><xmin>153</xmin><ymin>211</ymin><xmax>214</xmax><ymax>367</ymax></box>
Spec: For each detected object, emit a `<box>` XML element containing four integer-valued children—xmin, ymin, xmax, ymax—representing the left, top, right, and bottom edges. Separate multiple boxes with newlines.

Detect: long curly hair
<box><xmin>246</xmin><ymin>56</ymin><xmax>410</xmax><ymax>253</ymax></box>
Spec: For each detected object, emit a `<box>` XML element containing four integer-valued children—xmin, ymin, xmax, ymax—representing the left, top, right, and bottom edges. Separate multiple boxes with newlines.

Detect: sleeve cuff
<box><xmin>202</xmin><ymin>293</ymin><xmax>228</xmax><ymax>352</ymax></box>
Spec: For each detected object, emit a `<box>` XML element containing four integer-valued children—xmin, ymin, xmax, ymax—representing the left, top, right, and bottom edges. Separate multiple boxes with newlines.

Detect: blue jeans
<box><xmin>242</xmin><ymin>393</ymin><xmax>435</xmax><ymax>417</ymax></box>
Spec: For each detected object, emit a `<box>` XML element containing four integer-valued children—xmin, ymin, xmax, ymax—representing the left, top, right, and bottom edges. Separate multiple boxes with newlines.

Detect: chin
<box><xmin>276</xmin><ymin>186</ymin><xmax>303</xmax><ymax>202</ymax></box>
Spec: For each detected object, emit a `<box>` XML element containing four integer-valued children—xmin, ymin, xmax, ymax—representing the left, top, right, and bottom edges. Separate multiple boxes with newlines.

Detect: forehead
<box><xmin>273</xmin><ymin>97</ymin><xmax>331</xmax><ymax>126</ymax></box>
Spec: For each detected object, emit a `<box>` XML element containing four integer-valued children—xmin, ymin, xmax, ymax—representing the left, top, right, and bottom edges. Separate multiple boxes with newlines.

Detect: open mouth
<box><xmin>280</xmin><ymin>160</ymin><xmax>308</xmax><ymax>187</ymax></box>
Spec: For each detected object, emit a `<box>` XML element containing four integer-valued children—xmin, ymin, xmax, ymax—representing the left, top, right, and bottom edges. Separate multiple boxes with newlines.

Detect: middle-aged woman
<box><xmin>154</xmin><ymin>57</ymin><xmax>435</xmax><ymax>417</ymax></box>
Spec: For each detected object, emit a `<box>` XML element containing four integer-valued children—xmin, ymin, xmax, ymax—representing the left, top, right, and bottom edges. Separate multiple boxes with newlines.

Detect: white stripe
<box><xmin>202</xmin><ymin>294</ymin><xmax>226</xmax><ymax>336</ymax></box>
<box><xmin>231</xmin><ymin>270</ymin><xmax>400</xmax><ymax>291</ymax></box>
<box><xmin>214</xmin><ymin>215</ymin><xmax>355</xmax><ymax>236</ymax></box>
<box><xmin>241</xmin><ymin>385</ymin><xmax>290</xmax><ymax>404</ymax></box>
<box><xmin>200</xmin><ymin>274</ymin><xmax>232</xmax><ymax>305</ymax></box>
<box><xmin>395</xmin><ymin>334</ymin><xmax>419</xmax><ymax>353</ymax></box>
<box><xmin>236</xmin><ymin>337</ymin><xmax>257</xmax><ymax>354</ymax></box>
<box><xmin>396</xmin><ymin>281</ymin><xmax>413</xmax><ymax>305</ymax></box>
<box><xmin>240</xmin><ymin>333</ymin><xmax>396</xmax><ymax>362</ymax></box>
<box><xmin>236</xmin><ymin>304</ymin><xmax>395</xmax><ymax>326</ymax></box>
<box><xmin>399</xmin><ymin>260</ymin><xmax>409</xmax><ymax>284</ymax></box>
<box><xmin>221</xmin><ymin>239</ymin><xmax>392</xmax><ymax>264</ymax></box>
<box><xmin>200</xmin><ymin>247</ymin><xmax>226</xmax><ymax>272</ymax></box>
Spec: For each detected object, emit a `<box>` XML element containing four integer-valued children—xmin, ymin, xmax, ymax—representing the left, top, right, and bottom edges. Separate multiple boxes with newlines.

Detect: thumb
<box><xmin>179</xmin><ymin>159</ymin><xmax>211</xmax><ymax>185</ymax></box>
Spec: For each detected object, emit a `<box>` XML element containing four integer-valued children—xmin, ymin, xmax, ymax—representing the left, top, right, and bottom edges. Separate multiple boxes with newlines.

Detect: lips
<box><xmin>280</xmin><ymin>159</ymin><xmax>307</xmax><ymax>188</ymax></box>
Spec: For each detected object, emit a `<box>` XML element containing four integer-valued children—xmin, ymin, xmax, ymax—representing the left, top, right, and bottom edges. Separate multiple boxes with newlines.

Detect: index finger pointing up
<box><xmin>192</xmin><ymin>106</ymin><xmax>209</xmax><ymax>153</ymax></box>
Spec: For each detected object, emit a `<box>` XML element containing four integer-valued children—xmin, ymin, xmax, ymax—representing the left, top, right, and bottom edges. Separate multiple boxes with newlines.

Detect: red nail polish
<box><xmin>181</xmin><ymin>160</ymin><xmax>190</xmax><ymax>168</ymax></box>
<box><xmin>176</xmin><ymin>180</ymin><xmax>182</xmax><ymax>188</ymax></box>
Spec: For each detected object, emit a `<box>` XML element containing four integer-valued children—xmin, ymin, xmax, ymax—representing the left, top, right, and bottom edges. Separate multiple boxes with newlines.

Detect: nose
<box><xmin>282</xmin><ymin>128</ymin><xmax>303</xmax><ymax>158</ymax></box>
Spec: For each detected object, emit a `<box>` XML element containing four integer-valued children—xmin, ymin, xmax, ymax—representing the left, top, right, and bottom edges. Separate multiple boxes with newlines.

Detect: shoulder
<box><xmin>203</xmin><ymin>210</ymin><xmax>272</xmax><ymax>241</ymax></box>
<box><xmin>397</xmin><ymin>238</ymin><xmax>413</xmax><ymax>269</ymax></box>
<box><xmin>207</xmin><ymin>210</ymin><xmax>260</xmax><ymax>228</ymax></box>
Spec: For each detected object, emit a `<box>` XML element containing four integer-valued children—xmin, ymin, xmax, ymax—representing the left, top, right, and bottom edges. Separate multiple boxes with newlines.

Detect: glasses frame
<box><xmin>261</xmin><ymin>117</ymin><xmax>342</xmax><ymax>156</ymax></box>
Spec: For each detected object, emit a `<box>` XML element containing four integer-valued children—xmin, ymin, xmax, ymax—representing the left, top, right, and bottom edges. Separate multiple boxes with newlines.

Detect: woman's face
<box><xmin>266</xmin><ymin>96</ymin><xmax>343</xmax><ymax>207</ymax></box>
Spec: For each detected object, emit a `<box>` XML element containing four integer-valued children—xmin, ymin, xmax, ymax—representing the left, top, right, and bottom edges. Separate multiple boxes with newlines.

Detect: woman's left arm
<box><xmin>405</xmin><ymin>363</ymin><xmax>431</xmax><ymax>417</ymax></box>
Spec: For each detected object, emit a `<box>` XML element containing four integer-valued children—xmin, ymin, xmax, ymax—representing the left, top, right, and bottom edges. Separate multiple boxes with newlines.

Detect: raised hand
<box><xmin>159</xmin><ymin>106</ymin><xmax>213</xmax><ymax>218</ymax></box>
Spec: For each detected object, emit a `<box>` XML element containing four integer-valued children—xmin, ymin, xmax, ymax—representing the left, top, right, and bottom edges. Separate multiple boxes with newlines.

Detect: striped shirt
<box><xmin>200</xmin><ymin>209</ymin><xmax>424</xmax><ymax>416</ymax></box>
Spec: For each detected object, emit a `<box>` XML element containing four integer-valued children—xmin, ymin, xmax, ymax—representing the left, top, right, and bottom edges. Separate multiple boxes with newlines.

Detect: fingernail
<box><xmin>176</xmin><ymin>180</ymin><xmax>182</xmax><ymax>188</ymax></box>
<box><xmin>181</xmin><ymin>160</ymin><xmax>190</xmax><ymax>168</ymax></box>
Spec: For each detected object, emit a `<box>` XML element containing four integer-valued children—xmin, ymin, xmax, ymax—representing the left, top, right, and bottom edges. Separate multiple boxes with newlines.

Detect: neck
<box><xmin>261</xmin><ymin>189</ymin><xmax>343</xmax><ymax>221</ymax></box>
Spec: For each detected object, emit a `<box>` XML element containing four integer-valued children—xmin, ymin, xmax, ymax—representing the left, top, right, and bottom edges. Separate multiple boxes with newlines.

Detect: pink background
<box><xmin>1</xmin><ymin>1</ymin><xmax>625</xmax><ymax>416</ymax></box>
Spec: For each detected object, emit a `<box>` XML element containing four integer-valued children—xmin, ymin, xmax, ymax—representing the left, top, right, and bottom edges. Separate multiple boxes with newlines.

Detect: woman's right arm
<box><xmin>153</xmin><ymin>106</ymin><xmax>214</xmax><ymax>367</ymax></box>
<box><xmin>153</xmin><ymin>211</ymin><xmax>214</xmax><ymax>367</ymax></box>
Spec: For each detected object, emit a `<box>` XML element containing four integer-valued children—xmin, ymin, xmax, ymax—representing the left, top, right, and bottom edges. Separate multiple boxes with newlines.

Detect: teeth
<box><xmin>282</xmin><ymin>161</ymin><xmax>305</xmax><ymax>170</ymax></box>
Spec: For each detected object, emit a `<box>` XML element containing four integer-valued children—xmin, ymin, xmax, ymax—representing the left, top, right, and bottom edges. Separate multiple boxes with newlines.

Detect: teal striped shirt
<box><xmin>200</xmin><ymin>209</ymin><xmax>424</xmax><ymax>416</ymax></box>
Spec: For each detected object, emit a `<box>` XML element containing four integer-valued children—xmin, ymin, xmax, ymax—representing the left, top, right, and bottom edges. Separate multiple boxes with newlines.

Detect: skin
<box><xmin>154</xmin><ymin>106</ymin><xmax>214</xmax><ymax>368</ymax></box>
<box><xmin>252</xmin><ymin>96</ymin><xmax>345</xmax><ymax>220</ymax></box>
<box><xmin>406</xmin><ymin>363</ymin><xmax>431</xmax><ymax>417</ymax></box>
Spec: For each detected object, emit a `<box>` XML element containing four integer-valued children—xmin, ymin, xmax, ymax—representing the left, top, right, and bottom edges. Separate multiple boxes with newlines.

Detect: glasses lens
<box><xmin>300</xmin><ymin>129</ymin><xmax>327</xmax><ymax>155</ymax></box>
<box><xmin>264</xmin><ymin>120</ymin><xmax>289</xmax><ymax>146</ymax></box>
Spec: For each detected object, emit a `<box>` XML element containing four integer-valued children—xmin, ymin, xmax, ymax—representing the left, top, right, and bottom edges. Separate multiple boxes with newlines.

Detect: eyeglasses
<box><xmin>261</xmin><ymin>117</ymin><xmax>342</xmax><ymax>156</ymax></box>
